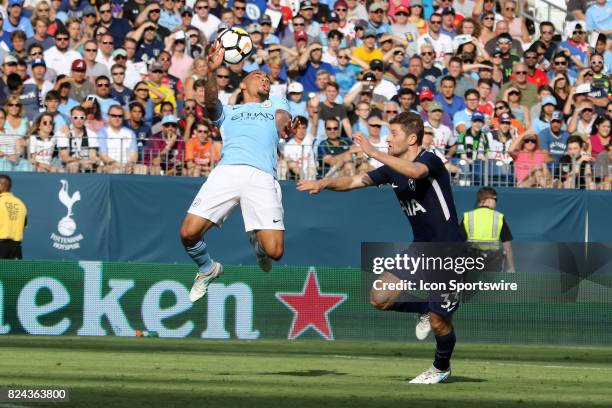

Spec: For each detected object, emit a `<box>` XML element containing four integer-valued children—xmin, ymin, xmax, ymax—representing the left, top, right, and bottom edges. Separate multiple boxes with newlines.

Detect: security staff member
<box><xmin>460</xmin><ymin>187</ymin><xmax>515</xmax><ymax>272</ymax></box>
<box><xmin>0</xmin><ymin>175</ymin><xmax>27</xmax><ymax>259</ymax></box>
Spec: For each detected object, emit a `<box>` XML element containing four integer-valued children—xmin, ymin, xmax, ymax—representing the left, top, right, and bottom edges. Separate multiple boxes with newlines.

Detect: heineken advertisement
<box><xmin>1</xmin><ymin>260</ymin><xmax>611</xmax><ymax>344</ymax></box>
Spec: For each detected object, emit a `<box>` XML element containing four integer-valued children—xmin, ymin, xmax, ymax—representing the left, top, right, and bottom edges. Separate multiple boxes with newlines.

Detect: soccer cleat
<box><xmin>189</xmin><ymin>262</ymin><xmax>223</xmax><ymax>302</ymax></box>
<box><xmin>415</xmin><ymin>313</ymin><xmax>432</xmax><ymax>340</ymax></box>
<box><xmin>248</xmin><ymin>231</ymin><xmax>272</xmax><ymax>272</ymax></box>
<box><xmin>408</xmin><ymin>366</ymin><xmax>451</xmax><ymax>384</ymax></box>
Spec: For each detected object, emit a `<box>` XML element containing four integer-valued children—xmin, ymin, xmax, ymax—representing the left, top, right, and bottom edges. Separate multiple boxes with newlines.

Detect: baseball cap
<box><xmin>411</xmin><ymin>0</ymin><xmax>423</xmax><ymax>6</ymax></box>
<box><xmin>8</xmin><ymin>0</ymin><xmax>22</xmax><ymax>7</ymax></box>
<box><xmin>83</xmin><ymin>5</ymin><xmax>96</xmax><ymax>16</ymax></box>
<box><xmin>442</xmin><ymin>7</ymin><xmax>455</xmax><ymax>15</ymax></box>
<box><xmin>428</xmin><ymin>101</ymin><xmax>443</xmax><ymax>112</ymax></box>
<box><xmin>497</xmin><ymin>33</ymin><xmax>513</xmax><ymax>43</ymax></box>
<box><xmin>329</xmin><ymin>12</ymin><xmax>340</xmax><ymax>22</ymax></box>
<box><xmin>575</xmin><ymin>83</ymin><xmax>591</xmax><ymax>94</ymax></box>
<box><xmin>248</xmin><ymin>23</ymin><xmax>262</xmax><ymax>34</ymax></box>
<box><xmin>493</xmin><ymin>48</ymin><xmax>502</xmax><ymax>56</ymax></box>
<box><xmin>261</xmin><ymin>15</ymin><xmax>272</xmax><ymax>25</ymax></box>
<box><xmin>379</xmin><ymin>33</ymin><xmax>394</xmax><ymax>43</ymax></box>
<box><xmin>112</xmin><ymin>48</ymin><xmax>128</xmax><ymax>59</ymax></box>
<box><xmin>300</xmin><ymin>0</ymin><xmax>314</xmax><ymax>10</ymax></box>
<box><xmin>499</xmin><ymin>112</ymin><xmax>512</xmax><ymax>123</ymax></box>
<box><xmin>362</xmin><ymin>72</ymin><xmax>377</xmax><ymax>82</ymax></box>
<box><xmin>295</xmin><ymin>30</ymin><xmax>308</xmax><ymax>41</ymax></box>
<box><xmin>354</xmin><ymin>19</ymin><xmax>368</xmax><ymax>30</ymax></box>
<box><xmin>161</xmin><ymin>115</ymin><xmax>179</xmax><ymax>125</ymax></box>
<box><xmin>370</xmin><ymin>59</ymin><xmax>384</xmax><ymax>71</ymax></box>
<box><xmin>363</xmin><ymin>29</ymin><xmax>376</xmax><ymax>38</ymax></box>
<box><xmin>31</xmin><ymin>59</ymin><xmax>46</xmax><ymax>68</ymax></box>
<box><xmin>334</xmin><ymin>0</ymin><xmax>348</xmax><ymax>8</ymax></box>
<box><xmin>551</xmin><ymin>111</ymin><xmax>564</xmax><ymax>122</ymax></box>
<box><xmin>3</xmin><ymin>54</ymin><xmax>18</xmax><ymax>65</ymax></box>
<box><xmin>472</xmin><ymin>112</ymin><xmax>485</xmax><ymax>122</ymax></box>
<box><xmin>288</xmin><ymin>82</ymin><xmax>304</xmax><ymax>93</ymax></box>
<box><xmin>419</xmin><ymin>89</ymin><xmax>434</xmax><ymax>100</ymax></box>
<box><xmin>542</xmin><ymin>96</ymin><xmax>557</xmax><ymax>106</ymax></box>
<box><xmin>150</xmin><ymin>62</ymin><xmax>164</xmax><ymax>72</ymax></box>
<box><xmin>369</xmin><ymin>2</ymin><xmax>383</xmax><ymax>12</ymax></box>
<box><xmin>180</xmin><ymin>6</ymin><xmax>193</xmax><ymax>16</ymax></box>
<box><xmin>395</xmin><ymin>5</ymin><xmax>409</xmax><ymax>14</ymax></box>
<box><xmin>71</xmin><ymin>59</ymin><xmax>86</xmax><ymax>72</ymax></box>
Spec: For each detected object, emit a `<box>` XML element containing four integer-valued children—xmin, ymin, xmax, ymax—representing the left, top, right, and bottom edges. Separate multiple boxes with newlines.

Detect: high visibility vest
<box><xmin>463</xmin><ymin>207</ymin><xmax>503</xmax><ymax>251</ymax></box>
<box><xmin>0</xmin><ymin>192</ymin><xmax>27</xmax><ymax>242</ymax></box>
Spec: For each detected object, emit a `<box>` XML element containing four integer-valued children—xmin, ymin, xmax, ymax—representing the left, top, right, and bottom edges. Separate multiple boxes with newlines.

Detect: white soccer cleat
<box><xmin>409</xmin><ymin>366</ymin><xmax>451</xmax><ymax>384</ymax></box>
<box><xmin>189</xmin><ymin>262</ymin><xmax>223</xmax><ymax>302</ymax></box>
<box><xmin>415</xmin><ymin>313</ymin><xmax>431</xmax><ymax>340</ymax></box>
<box><xmin>248</xmin><ymin>231</ymin><xmax>272</xmax><ymax>272</ymax></box>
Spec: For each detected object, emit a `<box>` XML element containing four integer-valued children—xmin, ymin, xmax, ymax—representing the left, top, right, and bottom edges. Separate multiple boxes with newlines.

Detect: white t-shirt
<box><xmin>192</xmin><ymin>14</ymin><xmax>221</xmax><ymax>41</ymax></box>
<box><xmin>425</xmin><ymin>120</ymin><xmax>455</xmax><ymax>156</ymax></box>
<box><xmin>367</xmin><ymin>134</ymin><xmax>388</xmax><ymax>169</ymax></box>
<box><xmin>282</xmin><ymin>135</ymin><xmax>316</xmax><ymax>178</ymax></box>
<box><xmin>0</xmin><ymin>134</ymin><xmax>20</xmax><ymax>156</ymax></box>
<box><xmin>99</xmin><ymin>126</ymin><xmax>137</xmax><ymax>163</ymax></box>
<box><xmin>57</xmin><ymin>128</ymin><xmax>100</xmax><ymax>160</ymax></box>
<box><xmin>417</xmin><ymin>33</ymin><xmax>453</xmax><ymax>65</ymax></box>
<box><xmin>43</xmin><ymin>47</ymin><xmax>82</xmax><ymax>77</ymax></box>
<box><xmin>29</xmin><ymin>135</ymin><xmax>56</xmax><ymax>165</ymax></box>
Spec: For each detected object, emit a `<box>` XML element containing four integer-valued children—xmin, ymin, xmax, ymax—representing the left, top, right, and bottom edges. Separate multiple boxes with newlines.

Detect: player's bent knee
<box><xmin>266</xmin><ymin>244</ymin><xmax>283</xmax><ymax>260</ymax></box>
<box><xmin>179</xmin><ymin>225</ymin><xmax>199</xmax><ymax>246</ymax></box>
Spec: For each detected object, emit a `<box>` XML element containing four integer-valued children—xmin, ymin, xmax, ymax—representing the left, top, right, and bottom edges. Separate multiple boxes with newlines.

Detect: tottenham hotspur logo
<box><xmin>50</xmin><ymin>180</ymin><xmax>84</xmax><ymax>251</ymax></box>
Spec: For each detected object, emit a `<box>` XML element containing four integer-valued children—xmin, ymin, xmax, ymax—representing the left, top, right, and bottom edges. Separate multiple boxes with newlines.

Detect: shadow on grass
<box><xmin>260</xmin><ymin>369</ymin><xmax>348</xmax><ymax>377</ymax></box>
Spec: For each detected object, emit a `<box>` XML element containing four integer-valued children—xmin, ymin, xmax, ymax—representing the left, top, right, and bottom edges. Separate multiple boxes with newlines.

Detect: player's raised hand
<box><xmin>207</xmin><ymin>41</ymin><xmax>225</xmax><ymax>71</ymax></box>
<box><xmin>353</xmin><ymin>132</ymin><xmax>377</xmax><ymax>157</ymax></box>
<box><xmin>297</xmin><ymin>180</ymin><xmax>323</xmax><ymax>195</ymax></box>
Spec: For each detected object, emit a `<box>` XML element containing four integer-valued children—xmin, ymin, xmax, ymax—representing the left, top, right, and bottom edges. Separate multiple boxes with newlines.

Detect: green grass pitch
<box><xmin>1</xmin><ymin>336</ymin><xmax>611</xmax><ymax>408</ymax></box>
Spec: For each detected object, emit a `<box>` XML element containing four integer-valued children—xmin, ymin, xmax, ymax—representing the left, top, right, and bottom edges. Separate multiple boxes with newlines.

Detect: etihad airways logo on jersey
<box><xmin>400</xmin><ymin>199</ymin><xmax>427</xmax><ymax>216</ymax></box>
<box><xmin>231</xmin><ymin>112</ymin><xmax>275</xmax><ymax>121</ymax></box>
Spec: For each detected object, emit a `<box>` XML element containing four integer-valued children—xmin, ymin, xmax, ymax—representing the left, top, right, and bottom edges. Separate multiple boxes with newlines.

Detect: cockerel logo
<box><xmin>57</xmin><ymin>180</ymin><xmax>81</xmax><ymax>237</ymax></box>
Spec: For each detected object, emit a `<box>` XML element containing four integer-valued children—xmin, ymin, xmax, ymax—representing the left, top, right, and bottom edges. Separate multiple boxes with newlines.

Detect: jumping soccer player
<box><xmin>298</xmin><ymin>112</ymin><xmax>464</xmax><ymax>384</ymax></box>
<box><xmin>180</xmin><ymin>42</ymin><xmax>297</xmax><ymax>303</ymax></box>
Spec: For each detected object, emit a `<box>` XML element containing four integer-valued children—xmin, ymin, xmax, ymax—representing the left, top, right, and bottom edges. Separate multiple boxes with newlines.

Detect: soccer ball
<box><xmin>217</xmin><ymin>27</ymin><xmax>253</xmax><ymax>64</ymax></box>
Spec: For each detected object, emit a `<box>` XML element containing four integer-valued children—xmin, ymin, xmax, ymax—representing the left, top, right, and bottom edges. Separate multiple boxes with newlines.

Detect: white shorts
<box><xmin>188</xmin><ymin>164</ymin><xmax>284</xmax><ymax>231</ymax></box>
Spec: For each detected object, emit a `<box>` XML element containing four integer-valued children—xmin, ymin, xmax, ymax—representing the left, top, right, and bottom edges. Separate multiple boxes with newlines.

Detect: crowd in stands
<box><xmin>0</xmin><ymin>0</ymin><xmax>610</xmax><ymax>189</ymax></box>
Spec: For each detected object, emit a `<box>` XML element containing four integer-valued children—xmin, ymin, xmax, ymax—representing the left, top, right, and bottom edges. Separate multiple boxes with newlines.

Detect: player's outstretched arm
<box><xmin>354</xmin><ymin>133</ymin><xmax>429</xmax><ymax>180</ymax></box>
<box><xmin>205</xmin><ymin>41</ymin><xmax>225</xmax><ymax>121</ymax></box>
<box><xmin>297</xmin><ymin>173</ymin><xmax>374</xmax><ymax>194</ymax></box>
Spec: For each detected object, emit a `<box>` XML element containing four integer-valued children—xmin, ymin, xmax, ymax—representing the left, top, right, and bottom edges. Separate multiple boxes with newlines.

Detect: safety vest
<box><xmin>463</xmin><ymin>207</ymin><xmax>503</xmax><ymax>251</ymax></box>
<box><xmin>0</xmin><ymin>192</ymin><xmax>27</xmax><ymax>242</ymax></box>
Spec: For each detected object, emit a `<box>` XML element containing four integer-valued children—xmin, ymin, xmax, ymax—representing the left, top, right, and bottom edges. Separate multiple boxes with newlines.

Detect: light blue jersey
<box><xmin>213</xmin><ymin>96</ymin><xmax>290</xmax><ymax>178</ymax></box>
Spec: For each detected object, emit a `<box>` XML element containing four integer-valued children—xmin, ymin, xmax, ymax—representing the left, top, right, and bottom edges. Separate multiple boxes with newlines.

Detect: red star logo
<box><xmin>276</xmin><ymin>267</ymin><xmax>347</xmax><ymax>340</ymax></box>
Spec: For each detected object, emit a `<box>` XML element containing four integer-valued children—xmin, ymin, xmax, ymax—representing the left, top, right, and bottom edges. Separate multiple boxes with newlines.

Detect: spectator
<box><xmin>317</xmin><ymin>117</ymin><xmax>358</xmax><ymax>177</ymax></box>
<box><xmin>280</xmin><ymin>116</ymin><xmax>316</xmax><ymax>180</ymax></box>
<box><xmin>532</xmin><ymin>96</ymin><xmax>558</xmax><ymax>134</ymax></box>
<box><xmin>589</xmin><ymin>116</ymin><xmax>611</xmax><ymax>157</ymax></box>
<box><xmin>417</xmin><ymin>13</ymin><xmax>453</xmax><ymax>68</ymax></box>
<box><xmin>109</xmin><ymin>64</ymin><xmax>132</xmax><ymax>107</ymax></box>
<box><xmin>558</xmin><ymin>136</ymin><xmax>596</xmax><ymax>190</ymax></box>
<box><xmin>499</xmin><ymin>0</ymin><xmax>529</xmax><ymax>44</ymax></box>
<box><xmin>538</xmin><ymin>111</ymin><xmax>570</xmax><ymax>162</ymax></box>
<box><xmin>509</xmin><ymin>129</ymin><xmax>552</xmax><ymax>188</ymax></box>
<box><xmin>568</xmin><ymin>100</ymin><xmax>596</xmax><ymax>139</ymax></box>
<box><xmin>558</xmin><ymin>22</ymin><xmax>588</xmax><ymax>70</ymax></box>
<box><xmin>585</xmin><ymin>0</ymin><xmax>612</xmax><ymax>36</ymax></box>
<box><xmin>4</xmin><ymin>0</ymin><xmax>33</xmax><ymax>38</ymax></box>
<box><xmin>352</xmin><ymin>29</ymin><xmax>383</xmax><ymax>65</ymax></box>
<box><xmin>435</xmin><ymin>76</ymin><xmax>466</xmax><ymax>119</ymax></box>
<box><xmin>98</xmin><ymin>104</ymin><xmax>138</xmax><ymax>174</ymax></box>
<box><xmin>58</xmin><ymin>105</ymin><xmax>100</xmax><ymax>173</ymax></box>
<box><xmin>97</xmin><ymin>0</ymin><xmax>133</xmax><ymax>48</ymax></box>
<box><xmin>502</xmin><ymin>86</ymin><xmax>531</xmax><ymax>130</ymax></box>
<box><xmin>185</xmin><ymin>119</ymin><xmax>220</xmax><ymax>177</ymax></box>
<box><xmin>0</xmin><ymin>108</ymin><xmax>28</xmax><ymax>172</ymax></box>
<box><xmin>424</xmin><ymin>100</ymin><xmax>455</xmax><ymax>157</ymax></box>
<box><xmin>453</xmin><ymin>89</ymin><xmax>480</xmax><ymax>133</ymax></box>
<box><xmin>362</xmin><ymin>113</ymin><xmax>388</xmax><ymax>169</ymax></box>
<box><xmin>320</xmin><ymin>81</ymin><xmax>352</xmax><ymax>137</ymax></box>
<box><xmin>3</xmin><ymin>95</ymin><xmax>28</xmax><ymax>136</ymax></box>
<box><xmin>43</xmin><ymin>28</ymin><xmax>82</xmax><ymax>77</ymax></box>
<box><xmin>456</xmin><ymin>111</ymin><xmax>489</xmax><ymax>162</ymax></box>
<box><xmin>123</xmin><ymin>39</ymin><xmax>147</xmax><ymax>90</ymax></box>
<box><xmin>523</xmin><ymin>48</ymin><xmax>548</xmax><ymax>88</ymax></box>
<box><xmin>191</xmin><ymin>0</ymin><xmax>220</xmax><ymax>41</ymax></box>
<box><xmin>145</xmin><ymin>62</ymin><xmax>177</xmax><ymax>114</ymax></box>
<box><xmin>68</xmin><ymin>59</ymin><xmax>95</xmax><ymax>104</ymax></box>
<box><xmin>593</xmin><ymin>141</ymin><xmax>612</xmax><ymax>189</ymax></box>
<box><xmin>501</xmin><ymin>63</ymin><xmax>539</xmax><ymax>108</ymax></box>
<box><xmin>158</xmin><ymin>0</ymin><xmax>181</xmax><ymax>31</ymax></box>
<box><xmin>298</xmin><ymin>42</ymin><xmax>336</xmax><ymax>94</ymax></box>
<box><xmin>145</xmin><ymin>114</ymin><xmax>184</xmax><ymax>176</ymax></box>
<box><xmin>28</xmin><ymin>112</ymin><xmax>58</xmax><ymax>173</ymax></box>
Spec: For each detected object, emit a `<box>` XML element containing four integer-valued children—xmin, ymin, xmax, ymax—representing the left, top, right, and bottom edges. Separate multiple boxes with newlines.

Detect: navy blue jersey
<box><xmin>367</xmin><ymin>150</ymin><xmax>463</xmax><ymax>243</ymax></box>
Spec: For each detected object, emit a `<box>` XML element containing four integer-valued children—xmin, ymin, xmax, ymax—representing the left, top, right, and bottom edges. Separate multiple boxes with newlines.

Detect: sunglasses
<box><xmin>430</xmin><ymin>20</ymin><xmax>442</xmax><ymax>25</ymax></box>
<box><xmin>525</xmin><ymin>55</ymin><xmax>538</xmax><ymax>59</ymax></box>
<box><xmin>56</xmin><ymin>37</ymin><xmax>69</xmax><ymax>41</ymax></box>
<box><xmin>424</xmin><ymin>132</ymin><xmax>434</xmax><ymax>136</ymax></box>
<box><xmin>97</xmin><ymin>83</ymin><xmax>110</xmax><ymax>87</ymax></box>
<box><xmin>72</xmin><ymin>115</ymin><xmax>86</xmax><ymax>120</ymax></box>
<box><xmin>112</xmin><ymin>72</ymin><xmax>125</xmax><ymax>76</ymax></box>
<box><xmin>338</xmin><ymin>55</ymin><xmax>350</xmax><ymax>59</ymax></box>
<box><xmin>163</xmin><ymin>123</ymin><xmax>178</xmax><ymax>127</ymax></box>
<box><xmin>509</xmin><ymin>90</ymin><xmax>520</xmax><ymax>96</ymax></box>
<box><xmin>30</xmin><ymin>51</ymin><xmax>43</xmax><ymax>56</ymax></box>
<box><xmin>514</xmin><ymin>71</ymin><xmax>527</xmax><ymax>75</ymax></box>
<box><xmin>99</xmin><ymin>9</ymin><xmax>112</xmax><ymax>14</ymax></box>
<box><xmin>136</xmin><ymin>88</ymin><xmax>148</xmax><ymax>92</ymax></box>
<box><xmin>109</xmin><ymin>113</ymin><xmax>123</xmax><ymax>118</ymax></box>
<box><xmin>196</xmin><ymin>5</ymin><xmax>208</xmax><ymax>10</ymax></box>
<box><xmin>505</xmin><ymin>7</ymin><xmax>515</xmax><ymax>11</ymax></box>
<box><xmin>541</xmin><ymin>30</ymin><xmax>554</xmax><ymax>35</ymax></box>
<box><xmin>394</xmin><ymin>51</ymin><xmax>405</xmax><ymax>56</ymax></box>
<box><xmin>554</xmin><ymin>60</ymin><xmax>567</xmax><ymax>66</ymax></box>
<box><xmin>582</xmin><ymin>108</ymin><xmax>593</xmax><ymax>113</ymax></box>
<box><xmin>368</xmin><ymin>123</ymin><xmax>382</xmax><ymax>128</ymax></box>
<box><xmin>196</xmin><ymin>129</ymin><xmax>210</xmax><ymax>134</ymax></box>
<box><xmin>85</xmin><ymin>48</ymin><xmax>97</xmax><ymax>52</ymax></box>
<box><xmin>573</xmin><ymin>30</ymin><xmax>584</xmax><ymax>35</ymax></box>
<box><xmin>102</xmin><ymin>41</ymin><xmax>114</xmax><ymax>45</ymax></box>
<box><xmin>233</xmin><ymin>6</ymin><xmax>246</xmax><ymax>10</ymax></box>
<box><xmin>41</xmin><ymin>120</ymin><xmax>53</xmax><ymax>125</ymax></box>
<box><xmin>217</xmin><ymin>75</ymin><xmax>229</xmax><ymax>78</ymax></box>
<box><xmin>592</xmin><ymin>61</ymin><xmax>604</xmax><ymax>65</ymax></box>
<box><xmin>152</xmin><ymin>70</ymin><xmax>164</xmax><ymax>74</ymax></box>
<box><xmin>385</xmin><ymin>110</ymin><xmax>398</xmax><ymax>114</ymax></box>
<box><xmin>495</xmin><ymin>106</ymin><xmax>505</xmax><ymax>110</ymax></box>
<box><xmin>326</xmin><ymin>126</ymin><xmax>339</xmax><ymax>130</ymax></box>
<box><xmin>421</xmin><ymin>51</ymin><xmax>434</xmax><ymax>56</ymax></box>
<box><xmin>335</xmin><ymin>8</ymin><xmax>346</xmax><ymax>11</ymax></box>
<box><xmin>482</xmin><ymin>16</ymin><xmax>494</xmax><ymax>20</ymax></box>
<box><xmin>524</xmin><ymin>138</ymin><xmax>536</xmax><ymax>143</ymax></box>
<box><xmin>150</xmin><ymin>9</ymin><xmax>161</xmax><ymax>13</ymax></box>
<box><xmin>7</xmin><ymin>103</ymin><xmax>20</xmax><ymax>107</ymax></box>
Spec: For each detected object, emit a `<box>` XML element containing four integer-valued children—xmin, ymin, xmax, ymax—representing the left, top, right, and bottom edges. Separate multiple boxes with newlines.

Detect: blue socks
<box><xmin>185</xmin><ymin>239</ymin><xmax>213</xmax><ymax>274</ymax></box>
<box><xmin>433</xmin><ymin>328</ymin><xmax>456</xmax><ymax>371</ymax></box>
<box><xmin>389</xmin><ymin>301</ymin><xmax>429</xmax><ymax>314</ymax></box>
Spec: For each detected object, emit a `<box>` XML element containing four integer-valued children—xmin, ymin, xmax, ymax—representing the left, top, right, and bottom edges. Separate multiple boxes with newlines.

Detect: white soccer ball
<box><xmin>218</xmin><ymin>27</ymin><xmax>253</xmax><ymax>64</ymax></box>
<box><xmin>58</xmin><ymin>216</ymin><xmax>76</xmax><ymax>237</ymax></box>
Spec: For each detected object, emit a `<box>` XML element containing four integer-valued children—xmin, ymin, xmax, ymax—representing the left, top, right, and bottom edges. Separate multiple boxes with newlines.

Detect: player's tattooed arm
<box><xmin>297</xmin><ymin>174</ymin><xmax>374</xmax><ymax>194</ymax></box>
<box><xmin>205</xmin><ymin>41</ymin><xmax>225</xmax><ymax>120</ymax></box>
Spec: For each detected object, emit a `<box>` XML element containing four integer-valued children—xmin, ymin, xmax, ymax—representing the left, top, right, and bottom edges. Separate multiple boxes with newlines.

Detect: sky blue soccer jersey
<box><xmin>213</xmin><ymin>96</ymin><xmax>290</xmax><ymax>178</ymax></box>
